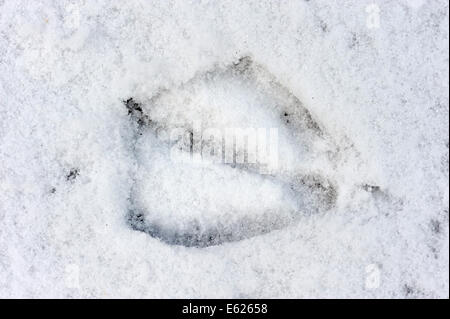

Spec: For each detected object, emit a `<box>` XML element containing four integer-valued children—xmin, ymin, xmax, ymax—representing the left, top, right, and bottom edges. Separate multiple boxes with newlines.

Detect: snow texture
<box><xmin>0</xmin><ymin>0</ymin><xmax>448</xmax><ymax>298</ymax></box>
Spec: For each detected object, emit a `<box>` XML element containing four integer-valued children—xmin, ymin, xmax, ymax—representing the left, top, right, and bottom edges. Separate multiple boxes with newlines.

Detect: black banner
<box><xmin>0</xmin><ymin>299</ymin><xmax>444</xmax><ymax>317</ymax></box>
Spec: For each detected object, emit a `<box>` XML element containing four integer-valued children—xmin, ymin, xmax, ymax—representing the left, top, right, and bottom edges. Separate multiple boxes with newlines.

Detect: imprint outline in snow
<box><xmin>125</xmin><ymin>56</ymin><xmax>338</xmax><ymax>248</ymax></box>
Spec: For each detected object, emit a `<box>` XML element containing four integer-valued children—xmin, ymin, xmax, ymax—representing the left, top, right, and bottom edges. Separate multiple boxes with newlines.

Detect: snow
<box><xmin>0</xmin><ymin>0</ymin><xmax>448</xmax><ymax>298</ymax></box>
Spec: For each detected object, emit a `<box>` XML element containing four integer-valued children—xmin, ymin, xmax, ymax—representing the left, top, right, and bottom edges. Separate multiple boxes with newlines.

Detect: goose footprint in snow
<box><xmin>126</xmin><ymin>57</ymin><xmax>338</xmax><ymax>248</ymax></box>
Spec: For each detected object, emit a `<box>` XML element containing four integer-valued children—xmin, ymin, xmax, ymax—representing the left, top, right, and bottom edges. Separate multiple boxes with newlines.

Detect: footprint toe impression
<box><xmin>126</xmin><ymin>57</ymin><xmax>337</xmax><ymax>247</ymax></box>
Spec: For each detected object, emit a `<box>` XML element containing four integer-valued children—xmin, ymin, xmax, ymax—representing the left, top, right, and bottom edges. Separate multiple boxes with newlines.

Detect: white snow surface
<box><xmin>0</xmin><ymin>0</ymin><xmax>448</xmax><ymax>298</ymax></box>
